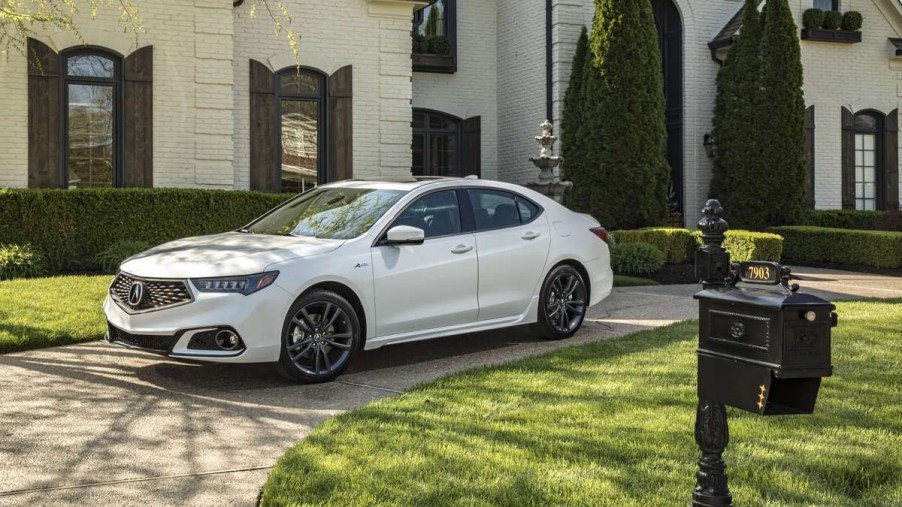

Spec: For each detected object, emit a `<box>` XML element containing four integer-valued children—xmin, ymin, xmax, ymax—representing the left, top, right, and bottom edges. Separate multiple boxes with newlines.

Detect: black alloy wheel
<box><xmin>536</xmin><ymin>265</ymin><xmax>588</xmax><ymax>340</ymax></box>
<box><xmin>277</xmin><ymin>290</ymin><xmax>360</xmax><ymax>383</ymax></box>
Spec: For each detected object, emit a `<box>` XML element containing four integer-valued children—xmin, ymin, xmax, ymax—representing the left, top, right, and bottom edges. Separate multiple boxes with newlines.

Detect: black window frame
<box><xmin>412</xmin><ymin>0</ymin><xmax>457</xmax><ymax>73</ymax></box>
<box><xmin>852</xmin><ymin>110</ymin><xmax>886</xmax><ymax>211</ymax></box>
<box><xmin>412</xmin><ymin>108</ymin><xmax>463</xmax><ymax>178</ymax></box>
<box><xmin>60</xmin><ymin>47</ymin><xmax>124</xmax><ymax>188</ymax></box>
<box><xmin>465</xmin><ymin>189</ymin><xmax>545</xmax><ymax>233</ymax></box>
<box><xmin>275</xmin><ymin>66</ymin><xmax>329</xmax><ymax>191</ymax></box>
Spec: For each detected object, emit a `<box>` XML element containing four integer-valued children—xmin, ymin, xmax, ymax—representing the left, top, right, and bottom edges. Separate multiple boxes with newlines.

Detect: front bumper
<box><xmin>103</xmin><ymin>283</ymin><xmax>292</xmax><ymax>363</ymax></box>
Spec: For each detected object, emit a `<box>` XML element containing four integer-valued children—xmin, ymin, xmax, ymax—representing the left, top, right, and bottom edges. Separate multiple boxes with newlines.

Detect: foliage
<box><xmin>841</xmin><ymin>11</ymin><xmax>863</xmax><ymax>32</ymax></box>
<box><xmin>560</xmin><ymin>26</ymin><xmax>588</xmax><ymax>181</ymax></box>
<box><xmin>564</xmin><ymin>0</ymin><xmax>669</xmax><ymax>229</ymax></box>
<box><xmin>424</xmin><ymin>3</ymin><xmax>440</xmax><ymax>38</ymax></box>
<box><xmin>0</xmin><ymin>243</ymin><xmax>46</xmax><ymax>280</ymax></box>
<box><xmin>753</xmin><ymin>0</ymin><xmax>807</xmax><ymax>228</ymax></box>
<box><xmin>710</xmin><ymin>0</ymin><xmax>763</xmax><ymax>225</ymax></box>
<box><xmin>0</xmin><ymin>188</ymin><xmax>295</xmax><ymax>272</ymax></box>
<box><xmin>801</xmin><ymin>8</ymin><xmax>825</xmax><ymax>29</ymax></box>
<box><xmin>610</xmin><ymin>242</ymin><xmax>665</xmax><ymax>276</ymax></box>
<box><xmin>262</xmin><ymin>301</ymin><xmax>902</xmax><ymax>506</ymax></box>
<box><xmin>821</xmin><ymin>10</ymin><xmax>842</xmax><ymax>30</ymax></box>
<box><xmin>800</xmin><ymin>209</ymin><xmax>902</xmax><ymax>232</ymax></box>
<box><xmin>771</xmin><ymin>226</ymin><xmax>902</xmax><ymax>268</ymax></box>
<box><xmin>411</xmin><ymin>33</ymin><xmax>427</xmax><ymax>53</ymax></box>
<box><xmin>611</xmin><ymin>228</ymin><xmax>783</xmax><ymax>263</ymax></box>
<box><xmin>1</xmin><ymin>1</ymin><xmax>299</xmax><ymax>64</ymax></box>
<box><xmin>0</xmin><ymin>275</ymin><xmax>109</xmax><ymax>354</ymax></box>
<box><xmin>94</xmin><ymin>240</ymin><xmax>151</xmax><ymax>274</ymax></box>
<box><xmin>427</xmin><ymin>35</ymin><xmax>451</xmax><ymax>56</ymax></box>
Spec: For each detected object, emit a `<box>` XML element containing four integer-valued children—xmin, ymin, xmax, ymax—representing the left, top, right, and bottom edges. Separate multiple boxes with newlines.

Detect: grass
<box><xmin>0</xmin><ymin>275</ymin><xmax>111</xmax><ymax>354</ymax></box>
<box><xmin>613</xmin><ymin>275</ymin><xmax>660</xmax><ymax>287</ymax></box>
<box><xmin>261</xmin><ymin>300</ymin><xmax>902</xmax><ymax>507</ymax></box>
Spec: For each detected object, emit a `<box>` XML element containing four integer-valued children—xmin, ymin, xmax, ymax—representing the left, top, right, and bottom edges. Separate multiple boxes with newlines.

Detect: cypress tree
<box><xmin>710</xmin><ymin>0</ymin><xmax>763</xmax><ymax>221</ymax></box>
<box><xmin>756</xmin><ymin>0</ymin><xmax>806</xmax><ymax>227</ymax></box>
<box><xmin>566</xmin><ymin>0</ymin><xmax>669</xmax><ymax>229</ymax></box>
<box><xmin>560</xmin><ymin>27</ymin><xmax>589</xmax><ymax>182</ymax></box>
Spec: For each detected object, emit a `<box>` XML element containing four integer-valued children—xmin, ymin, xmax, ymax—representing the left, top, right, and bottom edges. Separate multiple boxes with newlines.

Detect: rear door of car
<box><xmin>464</xmin><ymin>188</ymin><xmax>551</xmax><ymax>321</ymax></box>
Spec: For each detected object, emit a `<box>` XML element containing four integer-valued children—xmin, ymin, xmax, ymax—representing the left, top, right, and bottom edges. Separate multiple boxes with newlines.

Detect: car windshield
<box><xmin>245</xmin><ymin>188</ymin><xmax>407</xmax><ymax>239</ymax></box>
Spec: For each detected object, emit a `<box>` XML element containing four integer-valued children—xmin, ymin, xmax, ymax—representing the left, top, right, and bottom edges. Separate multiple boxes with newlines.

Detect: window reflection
<box><xmin>67</xmin><ymin>55</ymin><xmax>115</xmax><ymax>78</ymax></box>
<box><xmin>281</xmin><ymin>100</ymin><xmax>319</xmax><ymax>193</ymax></box>
<box><xmin>412</xmin><ymin>109</ymin><xmax>461</xmax><ymax>177</ymax></box>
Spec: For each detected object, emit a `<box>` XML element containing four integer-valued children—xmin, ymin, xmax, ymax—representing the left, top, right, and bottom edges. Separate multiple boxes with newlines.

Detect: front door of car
<box><xmin>466</xmin><ymin>189</ymin><xmax>551</xmax><ymax>321</ymax></box>
<box><xmin>371</xmin><ymin>189</ymin><xmax>478</xmax><ymax>337</ymax></box>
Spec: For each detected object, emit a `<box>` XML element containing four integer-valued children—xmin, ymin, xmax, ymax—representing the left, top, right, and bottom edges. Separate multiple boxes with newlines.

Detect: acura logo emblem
<box><xmin>127</xmin><ymin>281</ymin><xmax>146</xmax><ymax>307</ymax></box>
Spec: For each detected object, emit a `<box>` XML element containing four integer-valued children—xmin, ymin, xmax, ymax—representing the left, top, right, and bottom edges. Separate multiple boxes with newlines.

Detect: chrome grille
<box><xmin>110</xmin><ymin>272</ymin><xmax>193</xmax><ymax>313</ymax></box>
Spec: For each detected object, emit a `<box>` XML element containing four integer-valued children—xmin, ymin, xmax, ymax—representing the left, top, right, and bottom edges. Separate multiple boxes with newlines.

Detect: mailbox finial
<box><xmin>696</xmin><ymin>199</ymin><xmax>731</xmax><ymax>288</ymax></box>
<box><xmin>698</xmin><ymin>199</ymin><xmax>728</xmax><ymax>250</ymax></box>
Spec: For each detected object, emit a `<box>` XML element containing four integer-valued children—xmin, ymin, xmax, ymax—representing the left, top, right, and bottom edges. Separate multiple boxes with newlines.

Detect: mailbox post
<box><xmin>691</xmin><ymin>200</ymin><xmax>837</xmax><ymax>507</ymax></box>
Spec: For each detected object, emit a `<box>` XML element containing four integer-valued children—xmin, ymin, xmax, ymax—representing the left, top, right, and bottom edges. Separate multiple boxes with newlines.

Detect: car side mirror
<box><xmin>385</xmin><ymin>225</ymin><xmax>425</xmax><ymax>245</ymax></box>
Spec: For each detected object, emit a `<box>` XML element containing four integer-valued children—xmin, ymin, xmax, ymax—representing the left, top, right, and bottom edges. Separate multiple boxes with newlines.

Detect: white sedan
<box><xmin>104</xmin><ymin>177</ymin><xmax>613</xmax><ymax>383</ymax></box>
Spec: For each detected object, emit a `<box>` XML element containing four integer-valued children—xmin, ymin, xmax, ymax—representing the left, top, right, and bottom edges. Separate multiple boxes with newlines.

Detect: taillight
<box><xmin>590</xmin><ymin>227</ymin><xmax>609</xmax><ymax>244</ymax></box>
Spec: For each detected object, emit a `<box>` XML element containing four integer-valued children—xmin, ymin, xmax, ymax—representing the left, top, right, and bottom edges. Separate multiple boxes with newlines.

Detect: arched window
<box><xmin>62</xmin><ymin>49</ymin><xmax>122</xmax><ymax>188</ymax></box>
<box><xmin>853</xmin><ymin>111</ymin><xmax>884</xmax><ymax>211</ymax></box>
<box><xmin>412</xmin><ymin>109</ymin><xmax>461</xmax><ymax>177</ymax></box>
<box><xmin>277</xmin><ymin>67</ymin><xmax>327</xmax><ymax>193</ymax></box>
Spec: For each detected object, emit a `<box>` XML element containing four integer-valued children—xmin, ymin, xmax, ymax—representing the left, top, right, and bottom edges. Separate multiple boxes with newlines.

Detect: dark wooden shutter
<box><xmin>804</xmin><ymin>106</ymin><xmax>815</xmax><ymax>209</ymax></box>
<box><xmin>329</xmin><ymin>65</ymin><xmax>353</xmax><ymax>182</ymax></box>
<box><xmin>27</xmin><ymin>38</ymin><xmax>61</xmax><ymax>188</ymax></box>
<box><xmin>462</xmin><ymin>116</ymin><xmax>481</xmax><ymax>178</ymax></box>
<box><xmin>123</xmin><ymin>46</ymin><xmax>153</xmax><ymax>187</ymax></box>
<box><xmin>841</xmin><ymin>106</ymin><xmax>855</xmax><ymax>210</ymax></box>
<box><xmin>885</xmin><ymin>109</ymin><xmax>899</xmax><ymax>211</ymax></box>
<box><xmin>249</xmin><ymin>60</ymin><xmax>276</xmax><ymax>191</ymax></box>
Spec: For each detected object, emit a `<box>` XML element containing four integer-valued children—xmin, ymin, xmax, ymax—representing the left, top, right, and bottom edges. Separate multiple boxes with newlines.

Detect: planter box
<box><xmin>413</xmin><ymin>53</ymin><xmax>456</xmax><ymax>74</ymax></box>
<box><xmin>801</xmin><ymin>28</ymin><xmax>862</xmax><ymax>44</ymax></box>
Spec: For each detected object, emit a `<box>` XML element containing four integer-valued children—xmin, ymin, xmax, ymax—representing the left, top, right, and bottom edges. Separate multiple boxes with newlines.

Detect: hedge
<box><xmin>771</xmin><ymin>226</ymin><xmax>902</xmax><ymax>269</ymax></box>
<box><xmin>610</xmin><ymin>228</ymin><xmax>783</xmax><ymax>264</ymax></box>
<box><xmin>0</xmin><ymin>188</ymin><xmax>296</xmax><ymax>272</ymax></box>
<box><xmin>800</xmin><ymin>209</ymin><xmax>902</xmax><ymax>232</ymax></box>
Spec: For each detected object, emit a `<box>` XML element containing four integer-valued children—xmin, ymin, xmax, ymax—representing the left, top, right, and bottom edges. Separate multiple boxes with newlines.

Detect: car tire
<box><xmin>534</xmin><ymin>264</ymin><xmax>588</xmax><ymax>340</ymax></box>
<box><xmin>276</xmin><ymin>289</ymin><xmax>361</xmax><ymax>383</ymax></box>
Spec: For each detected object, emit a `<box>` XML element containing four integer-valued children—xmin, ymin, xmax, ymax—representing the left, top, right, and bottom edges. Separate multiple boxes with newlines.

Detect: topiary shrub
<box><xmin>427</xmin><ymin>36</ymin><xmax>451</xmax><ymax>56</ymax></box>
<box><xmin>802</xmin><ymin>8</ymin><xmax>825</xmax><ymax>29</ymax></box>
<box><xmin>610</xmin><ymin>228</ymin><xmax>695</xmax><ymax>264</ymax></box>
<box><xmin>822</xmin><ymin>10</ymin><xmax>842</xmax><ymax>30</ymax></box>
<box><xmin>94</xmin><ymin>240</ymin><xmax>153</xmax><ymax>274</ymax></box>
<box><xmin>771</xmin><ymin>226</ymin><xmax>902</xmax><ymax>269</ymax></box>
<box><xmin>412</xmin><ymin>34</ymin><xmax>428</xmax><ymax>53</ymax></box>
<box><xmin>0</xmin><ymin>244</ymin><xmax>46</xmax><ymax>280</ymax></box>
<box><xmin>610</xmin><ymin>242</ymin><xmax>665</xmax><ymax>276</ymax></box>
<box><xmin>841</xmin><ymin>11</ymin><xmax>863</xmax><ymax>31</ymax></box>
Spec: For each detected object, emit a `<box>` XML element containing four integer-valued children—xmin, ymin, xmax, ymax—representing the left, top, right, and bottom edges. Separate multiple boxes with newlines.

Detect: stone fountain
<box><xmin>525</xmin><ymin>120</ymin><xmax>572</xmax><ymax>203</ymax></box>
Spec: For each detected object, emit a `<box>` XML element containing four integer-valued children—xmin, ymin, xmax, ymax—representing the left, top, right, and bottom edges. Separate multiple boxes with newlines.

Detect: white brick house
<box><xmin>1</xmin><ymin>0</ymin><xmax>901</xmax><ymax>224</ymax></box>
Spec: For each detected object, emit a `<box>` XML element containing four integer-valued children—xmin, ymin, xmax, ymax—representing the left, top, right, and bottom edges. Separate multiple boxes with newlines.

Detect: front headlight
<box><xmin>191</xmin><ymin>271</ymin><xmax>279</xmax><ymax>295</ymax></box>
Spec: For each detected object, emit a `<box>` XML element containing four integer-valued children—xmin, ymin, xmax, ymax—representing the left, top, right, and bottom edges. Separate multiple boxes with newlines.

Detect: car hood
<box><xmin>120</xmin><ymin>232</ymin><xmax>345</xmax><ymax>279</ymax></box>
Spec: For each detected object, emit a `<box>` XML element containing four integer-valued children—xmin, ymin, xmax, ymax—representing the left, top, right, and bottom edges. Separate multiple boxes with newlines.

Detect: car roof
<box><xmin>323</xmin><ymin>176</ymin><xmax>469</xmax><ymax>191</ymax></box>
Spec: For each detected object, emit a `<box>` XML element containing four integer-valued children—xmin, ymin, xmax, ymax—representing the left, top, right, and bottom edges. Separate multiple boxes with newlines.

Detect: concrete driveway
<box><xmin>0</xmin><ymin>267</ymin><xmax>897</xmax><ymax>506</ymax></box>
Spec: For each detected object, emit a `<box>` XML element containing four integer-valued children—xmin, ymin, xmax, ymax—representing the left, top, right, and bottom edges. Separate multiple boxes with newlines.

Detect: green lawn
<box><xmin>262</xmin><ymin>300</ymin><xmax>902</xmax><ymax>507</ymax></box>
<box><xmin>0</xmin><ymin>275</ymin><xmax>110</xmax><ymax>354</ymax></box>
<box><xmin>613</xmin><ymin>275</ymin><xmax>660</xmax><ymax>287</ymax></box>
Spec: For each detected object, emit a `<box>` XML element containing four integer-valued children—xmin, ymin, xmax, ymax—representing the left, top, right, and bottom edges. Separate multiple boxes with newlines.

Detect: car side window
<box><xmin>392</xmin><ymin>190</ymin><xmax>462</xmax><ymax>239</ymax></box>
<box><xmin>467</xmin><ymin>189</ymin><xmax>523</xmax><ymax>231</ymax></box>
<box><xmin>516</xmin><ymin>197</ymin><xmax>540</xmax><ymax>224</ymax></box>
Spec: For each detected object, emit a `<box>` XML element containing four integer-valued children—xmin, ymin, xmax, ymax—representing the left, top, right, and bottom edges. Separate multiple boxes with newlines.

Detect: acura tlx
<box><xmin>104</xmin><ymin>177</ymin><xmax>613</xmax><ymax>383</ymax></box>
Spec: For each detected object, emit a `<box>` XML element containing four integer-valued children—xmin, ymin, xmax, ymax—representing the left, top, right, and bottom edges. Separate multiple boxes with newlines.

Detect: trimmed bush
<box><xmin>772</xmin><ymin>226</ymin><xmax>902</xmax><ymax>269</ymax></box>
<box><xmin>841</xmin><ymin>11</ymin><xmax>863</xmax><ymax>31</ymax></box>
<box><xmin>0</xmin><ymin>243</ymin><xmax>46</xmax><ymax>280</ymax></box>
<box><xmin>0</xmin><ymin>188</ymin><xmax>295</xmax><ymax>272</ymax></box>
<box><xmin>412</xmin><ymin>34</ymin><xmax>428</xmax><ymax>53</ymax></box>
<box><xmin>707</xmin><ymin>230</ymin><xmax>784</xmax><ymax>263</ymax></box>
<box><xmin>610</xmin><ymin>228</ymin><xmax>695</xmax><ymax>264</ymax></box>
<box><xmin>94</xmin><ymin>240</ymin><xmax>153</xmax><ymax>274</ymax></box>
<box><xmin>822</xmin><ymin>10</ymin><xmax>842</xmax><ymax>30</ymax></box>
<box><xmin>427</xmin><ymin>36</ymin><xmax>451</xmax><ymax>56</ymax></box>
<box><xmin>800</xmin><ymin>209</ymin><xmax>902</xmax><ymax>232</ymax></box>
<box><xmin>610</xmin><ymin>242</ymin><xmax>665</xmax><ymax>276</ymax></box>
<box><xmin>802</xmin><ymin>9</ymin><xmax>825</xmax><ymax>29</ymax></box>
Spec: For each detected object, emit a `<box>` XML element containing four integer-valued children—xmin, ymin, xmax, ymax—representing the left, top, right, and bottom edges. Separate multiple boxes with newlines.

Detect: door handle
<box><xmin>522</xmin><ymin>231</ymin><xmax>542</xmax><ymax>240</ymax></box>
<box><xmin>451</xmin><ymin>245</ymin><xmax>474</xmax><ymax>254</ymax></box>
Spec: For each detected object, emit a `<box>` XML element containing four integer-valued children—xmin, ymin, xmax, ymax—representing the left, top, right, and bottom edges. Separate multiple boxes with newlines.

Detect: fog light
<box><xmin>215</xmin><ymin>330</ymin><xmax>241</xmax><ymax>351</ymax></box>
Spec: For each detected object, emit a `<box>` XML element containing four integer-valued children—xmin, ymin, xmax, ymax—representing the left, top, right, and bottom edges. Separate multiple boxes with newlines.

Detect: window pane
<box><xmin>67</xmin><ymin>83</ymin><xmax>114</xmax><ymax>188</ymax></box>
<box><xmin>854</xmin><ymin>113</ymin><xmax>877</xmax><ymax>132</ymax></box>
<box><xmin>813</xmin><ymin>0</ymin><xmax>839</xmax><ymax>11</ymax></box>
<box><xmin>280</xmin><ymin>71</ymin><xmax>321</xmax><ymax>96</ymax></box>
<box><xmin>429</xmin><ymin>133</ymin><xmax>459</xmax><ymax>176</ymax></box>
<box><xmin>412</xmin><ymin>111</ymin><xmax>426</xmax><ymax>130</ymax></box>
<box><xmin>394</xmin><ymin>190</ymin><xmax>461</xmax><ymax>238</ymax></box>
<box><xmin>67</xmin><ymin>55</ymin><xmax>115</xmax><ymax>78</ymax></box>
<box><xmin>412</xmin><ymin>133</ymin><xmax>425</xmax><ymax>176</ymax></box>
<box><xmin>429</xmin><ymin>114</ymin><xmax>458</xmax><ymax>131</ymax></box>
<box><xmin>415</xmin><ymin>1</ymin><xmax>446</xmax><ymax>38</ymax></box>
<box><xmin>516</xmin><ymin>198</ymin><xmax>540</xmax><ymax>223</ymax></box>
<box><xmin>468</xmin><ymin>189</ymin><xmax>520</xmax><ymax>231</ymax></box>
<box><xmin>281</xmin><ymin>99</ymin><xmax>319</xmax><ymax>193</ymax></box>
<box><xmin>855</xmin><ymin>134</ymin><xmax>863</xmax><ymax>150</ymax></box>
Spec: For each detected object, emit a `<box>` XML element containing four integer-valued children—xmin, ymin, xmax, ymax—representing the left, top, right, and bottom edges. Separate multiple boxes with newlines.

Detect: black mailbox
<box><xmin>695</xmin><ymin>283</ymin><xmax>837</xmax><ymax>415</ymax></box>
